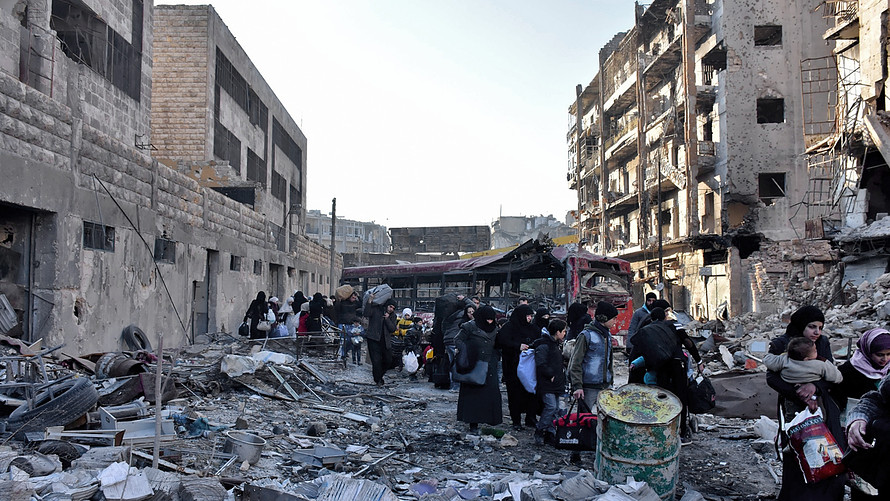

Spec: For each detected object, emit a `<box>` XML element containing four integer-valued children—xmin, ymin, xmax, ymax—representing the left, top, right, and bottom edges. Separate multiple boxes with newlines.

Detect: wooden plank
<box><xmin>131</xmin><ymin>450</ymin><xmax>198</xmax><ymax>475</ymax></box>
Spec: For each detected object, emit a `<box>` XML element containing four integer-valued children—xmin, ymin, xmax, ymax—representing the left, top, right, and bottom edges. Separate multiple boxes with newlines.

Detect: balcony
<box><xmin>823</xmin><ymin>0</ymin><xmax>859</xmax><ymax>40</ymax></box>
<box><xmin>606</xmin><ymin>191</ymin><xmax>639</xmax><ymax>212</ymax></box>
<box><xmin>698</xmin><ymin>140</ymin><xmax>716</xmax><ymax>174</ymax></box>
<box><xmin>604</xmin><ymin>115</ymin><xmax>639</xmax><ymax>153</ymax></box>
<box><xmin>646</xmin><ymin>161</ymin><xmax>687</xmax><ymax>192</ymax></box>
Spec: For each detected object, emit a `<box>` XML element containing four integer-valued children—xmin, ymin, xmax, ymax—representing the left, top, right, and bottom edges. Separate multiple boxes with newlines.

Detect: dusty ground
<box><xmin>168</xmin><ymin>339</ymin><xmax>785</xmax><ymax>500</ymax></box>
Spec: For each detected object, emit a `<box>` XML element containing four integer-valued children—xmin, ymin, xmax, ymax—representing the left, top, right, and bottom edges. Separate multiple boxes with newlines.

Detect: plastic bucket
<box><xmin>595</xmin><ymin>384</ymin><xmax>683</xmax><ymax>500</ymax></box>
<box><xmin>223</xmin><ymin>430</ymin><xmax>266</xmax><ymax>465</ymax></box>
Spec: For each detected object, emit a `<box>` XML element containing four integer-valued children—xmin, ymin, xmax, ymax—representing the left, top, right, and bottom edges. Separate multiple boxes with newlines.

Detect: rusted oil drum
<box><xmin>595</xmin><ymin>384</ymin><xmax>683</xmax><ymax>500</ymax></box>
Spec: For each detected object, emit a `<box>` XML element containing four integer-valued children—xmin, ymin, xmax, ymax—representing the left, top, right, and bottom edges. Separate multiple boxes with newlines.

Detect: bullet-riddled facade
<box><xmin>569</xmin><ymin>0</ymin><xmax>835</xmax><ymax>319</ymax></box>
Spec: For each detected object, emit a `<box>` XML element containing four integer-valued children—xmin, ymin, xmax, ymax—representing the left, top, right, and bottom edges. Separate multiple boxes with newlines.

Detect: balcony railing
<box><xmin>698</xmin><ymin>140</ymin><xmax>715</xmax><ymax>156</ymax></box>
<box><xmin>604</xmin><ymin>115</ymin><xmax>639</xmax><ymax>151</ymax></box>
<box><xmin>822</xmin><ymin>0</ymin><xmax>858</xmax><ymax>21</ymax></box>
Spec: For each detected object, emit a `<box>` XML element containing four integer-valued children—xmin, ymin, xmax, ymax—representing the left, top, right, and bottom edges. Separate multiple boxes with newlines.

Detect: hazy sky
<box><xmin>156</xmin><ymin>1</ymin><xmax>635</xmax><ymax>227</ymax></box>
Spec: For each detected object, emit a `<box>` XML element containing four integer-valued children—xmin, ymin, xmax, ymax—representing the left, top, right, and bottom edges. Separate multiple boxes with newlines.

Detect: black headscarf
<box><xmin>534</xmin><ymin>308</ymin><xmax>550</xmax><ymax>330</ymax></box>
<box><xmin>510</xmin><ymin>304</ymin><xmax>534</xmax><ymax>326</ymax></box>
<box><xmin>786</xmin><ymin>305</ymin><xmax>825</xmax><ymax>337</ymax></box>
<box><xmin>567</xmin><ymin>302</ymin><xmax>587</xmax><ymax>325</ymax></box>
<box><xmin>651</xmin><ymin>299</ymin><xmax>671</xmax><ymax>311</ymax></box>
<box><xmin>474</xmin><ymin>305</ymin><xmax>498</xmax><ymax>333</ymax></box>
<box><xmin>294</xmin><ymin>291</ymin><xmax>308</xmax><ymax>307</ymax></box>
<box><xmin>255</xmin><ymin>291</ymin><xmax>266</xmax><ymax>302</ymax></box>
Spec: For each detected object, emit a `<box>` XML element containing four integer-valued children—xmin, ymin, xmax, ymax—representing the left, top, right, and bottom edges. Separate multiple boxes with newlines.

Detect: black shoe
<box><xmin>469</xmin><ymin>423</ymin><xmax>479</xmax><ymax>432</ymax></box>
<box><xmin>534</xmin><ymin>431</ymin><xmax>545</xmax><ymax>446</ymax></box>
<box><xmin>544</xmin><ymin>432</ymin><xmax>558</xmax><ymax>446</ymax></box>
<box><xmin>525</xmin><ymin>417</ymin><xmax>537</xmax><ymax>428</ymax></box>
<box><xmin>570</xmin><ymin>452</ymin><xmax>582</xmax><ymax>464</ymax></box>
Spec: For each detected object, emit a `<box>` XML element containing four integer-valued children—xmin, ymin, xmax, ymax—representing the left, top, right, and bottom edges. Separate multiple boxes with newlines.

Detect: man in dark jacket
<box><xmin>365</xmin><ymin>298</ymin><xmax>398</xmax><ymax>386</ymax></box>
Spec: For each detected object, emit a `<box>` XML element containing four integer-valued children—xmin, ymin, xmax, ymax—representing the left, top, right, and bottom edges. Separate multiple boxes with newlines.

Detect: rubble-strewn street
<box><xmin>9</xmin><ymin>270</ymin><xmax>890</xmax><ymax>499</ymax></box>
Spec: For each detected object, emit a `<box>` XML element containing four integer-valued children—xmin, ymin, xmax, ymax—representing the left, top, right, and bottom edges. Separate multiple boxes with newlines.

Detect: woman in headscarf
<box><xmin>566</xmin><ymin>302</ymin><xmax>590</xmax><ymax>341</ymax></box>
<box><xmin>243</xmin><ymin>291</ymin><xmax>267</xmax><ymax>339</ymax></box>
<box><xmin>456</xmin><ymin>305</ymin><xmax>502</xmax><ymax>431</ymax></box>
<box><xmin>307</xmin><ymin>293</ymin><xmax>325</xmax><ymax>333</ymax></box>
<box><xmin>533</xmin><ymin>308</ymin><xmax>551</xmax><ymax>331</ymax></box>
<box><xmin>293</xmin><ymin>291</ymin><xmax>309</xmax><ymax>309</ymax></box>
<box><xmin>496</xmin><ymin>304</ymin><xmax>539</xmax><ymax>430</ymax></box>
<box><xmin>836</xmin><ymin>328</ymin><xmax>890</xmax><ymax>500</ymax></box>
<box><xmin>766</xmin><ymin>305</ymin><xmax>845</xmax><ymax>501</ymax></box>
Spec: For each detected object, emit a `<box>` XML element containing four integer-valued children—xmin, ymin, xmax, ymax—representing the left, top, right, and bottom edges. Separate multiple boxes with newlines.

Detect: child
<box><xmin>534</xmin><ymin>318</ymin><xmax>568</xmax><ymax>446</ymax></box>
<box><xmin>346</xmin><ymin>318</ymin><xmax>364</xmax><ymax>365</ymax></box>
<box><xmin>764</xmin><ymin>337</ymin><xmax>842</xmax><ymax>409</ymax></box>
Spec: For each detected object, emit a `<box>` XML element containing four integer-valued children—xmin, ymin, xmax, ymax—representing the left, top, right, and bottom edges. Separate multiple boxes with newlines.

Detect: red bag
<box><xmin>785</xmin><ymin>408</ymin><xmax>845</xmax><ymax>484</ymax></box>
<box><xmin>553</xmin><ymin>399</ymin><xmax>597</xmax><ymax>450</ymax></box>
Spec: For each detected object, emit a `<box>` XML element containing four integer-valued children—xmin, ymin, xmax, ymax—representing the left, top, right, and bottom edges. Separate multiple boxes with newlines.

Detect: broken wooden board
<box><xmin>131</xmin><ymin>450</ymin><xmax>198</xmax><ymax>475</ymax></box>
<box><xmin>232</xmin><ymin>375</ymin><xmax>295</xmax><ymax>401</ymax></box>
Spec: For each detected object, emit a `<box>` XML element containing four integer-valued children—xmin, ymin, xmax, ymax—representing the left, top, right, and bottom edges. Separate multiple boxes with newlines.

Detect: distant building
<box><xmin>491</xmin><ymin>215</ymin><xmax>576</xmax><ymax>249</ymax></box>
<box><xmin>390</xmin><ymin>226</ymin><xmax>491</xmax><ymax>255</ymax></box>
<box><xmin>304</xmin><ymin>210</ymin><xmax>390</xmax><ymax>255</ymax></box>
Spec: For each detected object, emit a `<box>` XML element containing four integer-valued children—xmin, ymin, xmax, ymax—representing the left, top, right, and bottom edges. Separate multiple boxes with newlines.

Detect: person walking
<box><xmin>627</xmin><ymin>292</ymin><xmax>657</xmax><ymax>351</ymax></box>
<box><xmin>832</xmin><ymin>328</ymin><xmax>890</xmax><ymax>500</ymax></box>
<box><xmin>565</xmin><ymin>302</ymin><xmax>590</xmax><ymax>341</ymax></box>
<box><xmin>456</xmin><ymin>305</ymin><xmax>502</xmax><ymax>432</ymax></box>
<box><xmin>307</xmin><ymin>293</ymin><xmax>325</xmax><ymax>333</ymax></box>
<box><xmin>365</xmin><ymin>298</ymin><xmax>398</xmax><ymax>386</ymax></box>
<box><xmin>534</xmin><ymin>318</ymin><xmax>567</xmax><ymax>445</ymax></box>
<box><xmin>496</xmin><ymin>304</ymin><xmax>539</xmax><ymax>430</ymax></box>
<box><xmin>335</xmin><ymin>292</ymin><xmax>361</xmax><ymax>365</ymax></box>
<box><xmin>243</xmin><ymin>291</ymin><xmax>267</xmax><ymax>339</ymax></box>
<box><xmin>568</xmin><ymin>301</ymin><xmax>617</xmax><ymax>411</ymax></box>
<box><xmin>766</xmin><ymin>305</ymin><xmax>845</xmax><ymax>501</ymax></box>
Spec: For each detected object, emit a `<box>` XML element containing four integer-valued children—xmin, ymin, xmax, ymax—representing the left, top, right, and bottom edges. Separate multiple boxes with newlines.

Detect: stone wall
<box><xmin>0</xmin><ymin>64</ymin><xmax>339</xmax><ymax>352</ymax></box>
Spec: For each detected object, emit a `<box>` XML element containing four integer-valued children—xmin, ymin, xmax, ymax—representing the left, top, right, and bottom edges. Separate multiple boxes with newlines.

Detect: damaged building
<box><xmin>805</xmin><ymin>0</ymin><xmax>890</xmax><ymax>287</ymax></box>
<box><xmin>0</xmin><ymin>1</ymin><xmax>338</xmax><ymax>352</ymax></box>
<box><xmin>568</xmin><ymin>0</ymin><xmax>838</xmax><ymax>319</ymax></box>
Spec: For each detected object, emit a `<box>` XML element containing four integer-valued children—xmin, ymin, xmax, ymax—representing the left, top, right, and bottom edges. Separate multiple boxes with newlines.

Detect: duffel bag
<box><xmin>554</xmin><ymin>398</ymin><xmax>597</xmax><ymax>451</ymax></box>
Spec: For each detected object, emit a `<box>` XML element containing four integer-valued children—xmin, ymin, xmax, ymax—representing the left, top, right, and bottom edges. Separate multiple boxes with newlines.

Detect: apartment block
<box><xmin>569</xmin><ymin>0</ymin><xmax>834</xmax><ymax>319</ymax></box>
<box><xmin>304</xmin><ymin>209</ymin><xmax>391</xmax><ymax>255</ymax></box>
<box><xmin>0</xmin><ymin>1</ymin><xmax>337</xmax><ymax>352</ymax></box>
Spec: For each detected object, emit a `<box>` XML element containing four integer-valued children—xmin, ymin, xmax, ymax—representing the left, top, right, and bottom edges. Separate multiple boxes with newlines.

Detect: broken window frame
<box><xmin>756</xmin><ymin>98</ymin><xmax>785</xmax><ymax>124</ymax></box>
<box><xmin>754</xmin><ymin>25</ymin><xmax>782</xmax><ymax>46</ymax></box>
<box><xmin>82</xmin><ymin>221</ymin><xmax>115</xmax><ymax>252</ymax></box>
<box><xmin>758</xmin><ymin>172</ymin><xmax>787</xmax><ymax>200</ymax></box>
<box><xmin>230</xmin><ymin>255</ymin><xmax>242</xmax><ymax>272</ymax></box>
<box><xmin>253</xmin><ymin>260</ymin><xmax>262</xmax><ymax>276</ymax></box>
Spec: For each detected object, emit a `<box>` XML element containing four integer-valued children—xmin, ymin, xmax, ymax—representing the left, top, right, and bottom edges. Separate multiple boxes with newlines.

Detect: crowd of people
<box><xmin>242</xmin><ymin>289</ymin><xmax>890</xmax><ymax>495</ymax></box>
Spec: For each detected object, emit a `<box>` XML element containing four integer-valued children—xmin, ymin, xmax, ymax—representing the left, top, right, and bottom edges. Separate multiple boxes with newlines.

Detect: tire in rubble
<box><xmin>7</xmin><ymin>378</ymin><xmax>99</xmax><ymax>434</ymax></box>
<box><xmin>121</xmin><ymin>324</ymin><xmax>152</xmax><ymax>351</ymax></box>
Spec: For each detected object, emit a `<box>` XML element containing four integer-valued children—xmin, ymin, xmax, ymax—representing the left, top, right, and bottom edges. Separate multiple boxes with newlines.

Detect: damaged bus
<box><xmin>340</xmin><ymin>239</ymin><xmax>634</xmax><ymax>339</ymax></box>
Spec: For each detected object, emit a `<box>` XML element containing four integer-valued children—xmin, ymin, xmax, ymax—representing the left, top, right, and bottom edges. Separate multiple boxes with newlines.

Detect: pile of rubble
<box><xmin>0</xmin><ymin>332</ymin><xmax>736</xmax><ymax>501</ymax></box>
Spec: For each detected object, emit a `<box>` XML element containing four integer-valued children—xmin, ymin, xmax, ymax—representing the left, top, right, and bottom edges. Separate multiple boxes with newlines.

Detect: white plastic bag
<box><xmin>403</xmin><ymin>351</ymin><xmax>419</xmax><ymax>374</ymax></box>
<box><xmin>517</xmin><ymin>349</ymin><xmax>537</xmax><ymax>393</ymax></box>
<box><xmin>266</xmin><ymin>309</ymin><xmax>276</xmax><ymax>322</ymax></box>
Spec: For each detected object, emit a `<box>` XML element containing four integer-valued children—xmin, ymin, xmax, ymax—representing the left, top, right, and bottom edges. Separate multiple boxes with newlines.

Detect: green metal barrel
<box><xmin>595</xmin><ymin>384</ymin><xmax>683</xmax><ymax>500</ymax></box>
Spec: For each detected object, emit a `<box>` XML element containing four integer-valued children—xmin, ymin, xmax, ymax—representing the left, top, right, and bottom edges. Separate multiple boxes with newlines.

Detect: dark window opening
<box><xmin>83</xmin><ymin>221</ymin><xmax>115</xmax><ymax>251</ymax></box>
<box><xmin>732</xmin><ymin>234</ymin><xmax>762</xmax><ymax>259</ymax></box>
<box><xmin>212</xmin><ymin>186</ymin><xmax>255</xmax><ymax>208</ymax></box>
<box><xmin>270</xmin><ymin>171</ymin><xmax>287</xmax><ymax>203</ymax></box>
<box><xmin>759</xmin><ymin>172</ymin><xmax>786</xmax><ymax>200</ymax></box>
<box><xmin>215</xmin><ymin>49</ymin><xmax>248</xmax><ymax>111</ymax></box>
<box><xmin>272</xmin><ymin>119</ymin><xmax>303</xmax><ymax>188</ymax></box>
<box><xmin>246</xmin><ymin>148</ymin><xmax>266</xmax><ymax>186</ymax></box>
<box><xmin>757</xmin><ymin>98</ymin><xmax>785</xmax><ymax>123</ymax></box>
<box><xmin>289</xmin><ymin>184</ymin><xmax>300</xmax><ymax>213</ymax></box>
<box><xmin>658</xmin><ymin>209</ymin><xmax>672</xmax><ymax>226</ymax></box>
<box><xmin>754</xmin><ymin>25</ymin><xmax>782</xmax><ymax>46</ymax></box>
<box><xmin>287</xmin><ymin>267</ymin><xmax>295</xmax><ymax>278</ymax></box>
<box><xmin>703</xmin><ymin>248</ymin><xmax>728</xmax><ymax>265</ymax></box>
<box><xmin>230</xmin><ymin>255</ymin><xmax>241</xmax><ymax>271</ymax></box>
<box><xmin>247</xmin><ymin>88</ymin><xmax>268</xmax><ymax>132</ymax></box>
<box><xmin>253</xmin><ymin>260</ymin><xmax>262</xmax><ymax>275</ymax></box>
<box><xmin>153</xmin><ymin>237</ymin><xmax>175</xmax><ymax>263</ymax></box>
<box><xmin>51</xmin><ymin>0</ymin><xmax>143</xmax><ymax>101</ymax></box>
<box><xmin>213</xmin><ymin>119</ymin><xmax>241</xmax><ymax>173</ymax></box>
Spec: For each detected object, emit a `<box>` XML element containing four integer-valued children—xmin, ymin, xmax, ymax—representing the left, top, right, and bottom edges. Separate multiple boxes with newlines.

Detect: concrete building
<box><xmin>491</xmin><ymin>215</ymin><xmax>575</xmax><ymax>249</ymax></box>
<box><xmin>568</xmin><ymin>0</ymin><xmax>835</xmax><ymax>319</ymax></box>
<box><xmin>803</xmin><ymin>1</ymin><xmax>890</xmax><ymax>285</ymax></box>
<box><xmin>304</xmin><ymin>209</ymin><xmax>390</xmax><ymax>255</ymax></box>
<box><xmin>0</xmin><ymin>1</ymin><xmax>337</xmax><ymax>352</ymax></box>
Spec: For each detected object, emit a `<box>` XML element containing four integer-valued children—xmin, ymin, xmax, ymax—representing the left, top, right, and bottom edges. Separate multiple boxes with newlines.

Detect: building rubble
<box><xmin>12</xmin><ymin>269</ymin><xmax>890</xmax><ymax>501</ymax></box>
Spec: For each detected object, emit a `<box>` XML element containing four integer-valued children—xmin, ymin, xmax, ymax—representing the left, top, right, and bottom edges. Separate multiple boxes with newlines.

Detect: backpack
<box><xmin>433</xmin><ymin>293</ymin><xmax>464</xmax><ymax>336</ymax></box>
<box><xmin>517</xmin><ymin>349</ymin><xmax>537</xmax><ymax>393</ymax></box>
<box><xmin>633</xmin><ymin>321</ymin><xmax>680</xmax><ymax>371</ymax></box>
<box><xmin>453</xmin><ymin>337</ymin><xmax>478</xmax><ymax>374</ymax></box>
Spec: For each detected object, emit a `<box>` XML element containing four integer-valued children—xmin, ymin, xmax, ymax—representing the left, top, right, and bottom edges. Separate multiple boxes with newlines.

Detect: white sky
<box><xmin>155</xmin><ymin>1</ymin><xmax>636</xmax><ymax>228</ymax></box>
